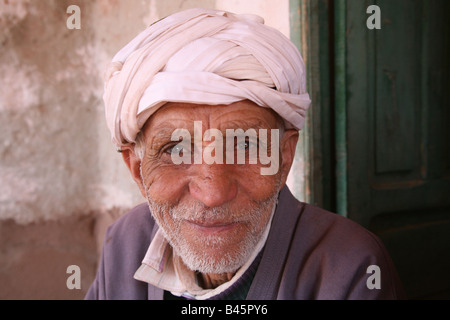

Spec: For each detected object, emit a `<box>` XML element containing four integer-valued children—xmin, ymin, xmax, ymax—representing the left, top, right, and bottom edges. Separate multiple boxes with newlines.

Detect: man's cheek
<box><xmin>236</xmin><ymin>165</ymin><xmax>281</xmax><ymax>199</ymax></box>
<box><xmin>141</xmin><ymin>158</ymin><xmax>179</xmax><ymax>185</ymax></box>
<box><xmin>145</xmin><ymin>168</ymin><xmax>189</xmax><ymax>203</ymax></box>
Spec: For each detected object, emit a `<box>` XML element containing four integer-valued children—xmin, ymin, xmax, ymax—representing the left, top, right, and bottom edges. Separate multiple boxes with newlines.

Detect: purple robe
<box><xmin>85</xmin><ymin>186</ymin><xmax>405</xmax><ymax>299</ymax></box>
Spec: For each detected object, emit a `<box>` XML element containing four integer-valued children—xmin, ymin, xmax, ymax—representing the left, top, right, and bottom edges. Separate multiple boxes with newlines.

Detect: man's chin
<box><xmin>178</xmin><ymin>250</ymin><xmax>249</xmax><ymax>275</ymax></box>
<box><xmin>171</xmin><ymin>235</ymin><xmax>259</xmax><ymax>274</ymax></box>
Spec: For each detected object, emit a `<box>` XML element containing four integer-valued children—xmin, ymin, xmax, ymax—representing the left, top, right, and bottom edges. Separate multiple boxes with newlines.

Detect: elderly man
<box><xmin>86</xmin><ymin>8</ymin><xmax>404</xmax><ymax>300</ymax></box>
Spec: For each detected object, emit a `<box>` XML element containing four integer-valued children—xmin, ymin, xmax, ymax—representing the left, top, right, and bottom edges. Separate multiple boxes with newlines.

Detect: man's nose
<box><xmin>188</xmin><ymin>164</ymin><xmax>238</xmax><ymax>208</ymax></box>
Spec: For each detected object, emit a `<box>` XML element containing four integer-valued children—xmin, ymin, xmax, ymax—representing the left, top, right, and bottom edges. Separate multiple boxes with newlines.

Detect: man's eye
<box><xmin>236</xmin><ymin>141</ymin><xmax>248</xmax><ymax>150</ymax></box>
<box><xmin>236</xmin><ymin>139</ymin><xmax>257</xmax><ymax>150</ymax></box>
<box><xmin>164</xmin><ymin>144</ymin><xmax>189</xmax><ymax>155</ymax></box>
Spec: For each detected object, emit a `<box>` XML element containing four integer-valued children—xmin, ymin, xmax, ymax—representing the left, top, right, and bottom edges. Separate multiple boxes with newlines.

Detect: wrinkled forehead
<box><xmin>142</xmin><ymin>101</ymin><xmax>282</xmax><ymax>136</ymax></box>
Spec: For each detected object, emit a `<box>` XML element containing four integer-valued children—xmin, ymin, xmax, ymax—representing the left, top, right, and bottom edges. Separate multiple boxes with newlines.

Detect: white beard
<box><xmin>146</xmin><ymin>190</ymin><xmax>279</xmax><ymax>274</ymax></box>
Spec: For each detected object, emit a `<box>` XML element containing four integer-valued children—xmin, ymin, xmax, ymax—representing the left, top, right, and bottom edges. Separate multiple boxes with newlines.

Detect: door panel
<box><xmin>374</xmin><ymin>0</ymin><xmax>420</xmax><ymax>175</ymax></box>
<box><xmin>340</xmin><ymin>0</ymin><xmax>450</xmax><ymax>298</ymax></box>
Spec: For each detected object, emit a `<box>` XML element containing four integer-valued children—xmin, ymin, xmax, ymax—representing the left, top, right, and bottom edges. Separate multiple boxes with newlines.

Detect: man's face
<box><xmin>125</xmin><ymin>100</ymin><xmax>298</xmax><ymax>274</ymax></box>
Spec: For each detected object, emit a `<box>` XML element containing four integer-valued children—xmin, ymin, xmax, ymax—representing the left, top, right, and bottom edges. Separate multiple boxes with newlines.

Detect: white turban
<box><xmin>103</xmin><ymin>8</ymin><xmax>311</xmax><ymax>148</ymax></box>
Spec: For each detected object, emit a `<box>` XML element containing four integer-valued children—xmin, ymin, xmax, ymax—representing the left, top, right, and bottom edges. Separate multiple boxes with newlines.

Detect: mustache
<box><xmin>148</xmin><ymin>193</ymin><xmax>279</xmax><ymax>224</ymax></box>
<box><xmin>150</xmin><ymin>200</ymin><xmax>255</xmax><ymax>222</ymax></box>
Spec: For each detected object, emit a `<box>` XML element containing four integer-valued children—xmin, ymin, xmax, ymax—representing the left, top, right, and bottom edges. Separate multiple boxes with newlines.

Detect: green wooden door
<box><xmin>336</xmin><ymin>0</ymin><xmax>450</xmax><ymax>299</ymax></box>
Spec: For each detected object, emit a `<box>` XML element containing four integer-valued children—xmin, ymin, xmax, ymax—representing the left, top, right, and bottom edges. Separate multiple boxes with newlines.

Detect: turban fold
<box><xmin>103</xmin><ymin>8</ymin><xmax>311</xmax><ymax>148</ymax></box>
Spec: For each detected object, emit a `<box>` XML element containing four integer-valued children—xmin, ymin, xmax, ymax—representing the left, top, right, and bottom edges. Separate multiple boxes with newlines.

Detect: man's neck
<box><xmin>197</xmin><ymin>271</ymin><xmax>236</xmax><ymax>289</ymax></box>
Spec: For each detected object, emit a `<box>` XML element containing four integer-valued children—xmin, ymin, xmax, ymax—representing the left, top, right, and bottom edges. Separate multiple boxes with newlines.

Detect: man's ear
<box><xmin>279</xmin><ymin>129</ymin><xmax>299</xmax><ymax>187</ymax></box>
<box><xmin>121</xmin><ymin>147</ymin><xmax>147</xmax><ymax>198</ymax></box>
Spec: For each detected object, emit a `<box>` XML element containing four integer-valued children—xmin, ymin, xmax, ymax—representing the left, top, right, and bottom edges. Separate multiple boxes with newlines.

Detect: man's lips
<box><xmin>185</xmin><ymin>220</ymin><xmax>241</xmax><ymax>233</ymax></box>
